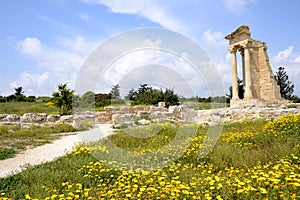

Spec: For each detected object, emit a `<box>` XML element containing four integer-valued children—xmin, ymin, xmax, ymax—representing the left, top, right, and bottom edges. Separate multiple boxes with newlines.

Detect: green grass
<box><xmin>0</xmin><ymin>123</ymin><xmax>77</xmax><ymax>156</ymax></box>
<box><xmin>0</xmin><ymin>147</ymin><xmax>16</xmax><ymax>160</ymax></box>
<box><xmin>0</xmin><ymin>102</ymin><xmax>58</xmax><ymax>115</ymax></box>
<box><xmin>0</xmin><ymin>153</ymin><xmax>96</xmax><ymax>199</ymax></box>
<box><xmin>0</xmin><ymin>116</ymin><xmax>300</xmax><ymax>199</ymax></box>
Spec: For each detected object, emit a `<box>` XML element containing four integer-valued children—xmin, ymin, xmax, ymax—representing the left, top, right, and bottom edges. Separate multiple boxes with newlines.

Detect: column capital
<box><xmin>228</xmin><ymin>46</ymin><xmax>238</xmax><ymax>53</ymax></box>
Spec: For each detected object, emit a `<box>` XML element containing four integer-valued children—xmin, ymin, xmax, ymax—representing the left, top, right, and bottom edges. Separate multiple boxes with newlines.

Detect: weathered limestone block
<box><xmin>158</xmin><ymin>102</ymin><xmax>166</xmax><ymax>108</ymax></box>
<box><xmin>21</xmin><ymin>123</ymin><xmax>40</xmax><ymax>129</ymax></box>
<box><xmin>134</xmin><ymin>106</ymin><xmax>150</xmax><ymax>113</ymax></box>
<box><xmin>2</xmin><ymin>122</ymin><xmax>20</xmax><ymax>127</ymax></box>
<box><xmin>119</xmin><ymin>106</ymin><xmax>130</xmax><ymax>114</ymax></box>
<box><xmin>33</xmin><ymin>113</ymin><xmax>47</xmax><ymax>123</ymax></box>
<box><xmin>112</xmin><ymin>113</ymin><xmax>140</xmax><ymax>124</ymax></box>
<box><xmin>6</xmin><ymin>114</ymin><xmax>20</xmax><ymax>122</ymax></box>
<box><xmin>96</xmin><ymin>112</ymin><xmax>112</xmax><ymax>123</ymax></box>
<box><xmin>104</xmin><ymin>106</ymin><xmax>117</xmax><ymax>113</ymax></box>
<box><xmin>47</xmin><ymin>114</ymin><xmax>61</xmax><ymax>122</ymax></box>
<box><xmin>58</xmin><ymin>115</ymin><xmax>73</xmax><ymax>123</ymax></box>
<box><xmin>138</xmin><ymin>111</ymin><xmax>150</xmax><ymax>119</ymax></box>
<box><xmin>138</xmin><ymin>119</ymin><xmax>151</xmax><ymax>125</ymax></box>
<box><xmin>0</xmin><ymin>114</ymin><xmax>8</xmax><ymax>122</ymax></box>
<box><xmin>21</xmin><ymin>113</ymin><xmax>34</xmax><ymax>123</ymax></box>
<box><xmin>82</xmin><ymin>114</ymin><xmax>95</xmax><ymax>123</ymax></box>
<box><xmin>149</xmin><ymin>106</ymin><xmax>168</xmax><ymax>113</ymax></box>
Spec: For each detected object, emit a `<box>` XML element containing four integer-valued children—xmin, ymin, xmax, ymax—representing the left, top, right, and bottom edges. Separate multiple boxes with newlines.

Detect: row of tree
<box><xmin>0</xmin><ymin>87</ymin><xmax>36</xmax><ymax>103</ymax></box>
<box><xmin>1</xmin><ymin>67</ymin><xmax>298</xmax><ymax>115</ymax></box>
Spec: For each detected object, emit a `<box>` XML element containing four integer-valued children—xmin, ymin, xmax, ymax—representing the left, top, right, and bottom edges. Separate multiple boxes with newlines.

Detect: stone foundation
<box><xmin>1</xmin><ymin>104</ymin><xmax>299</xmax><ymax>129</ymax></box>
<box><xmin>0</xmin><ymin>113</ymin><xmax>95</xmax><ymax>129</ymax></box>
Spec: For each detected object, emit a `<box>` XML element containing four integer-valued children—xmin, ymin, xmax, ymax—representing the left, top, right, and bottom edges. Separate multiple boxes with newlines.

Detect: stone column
<box><xmin>231</xmin><ymin>49</ymin><xmax>239</xmax><ymax>99</ymax></box>
<box><xmin>240</xmin><ymin>49</ymin><xmax>245</xmax><ymax>87</ymax></box>
<box><xmin>244</xmin><ymin>47</ymin><xmax>253</xmax><ymax>99</ymax></box>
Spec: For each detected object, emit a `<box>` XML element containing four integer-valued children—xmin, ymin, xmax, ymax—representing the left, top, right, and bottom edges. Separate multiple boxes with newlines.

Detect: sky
<box><xmin>0</xmin><ymin>0</ymin><xmax>300</xmax><ymax>98</ymax></box>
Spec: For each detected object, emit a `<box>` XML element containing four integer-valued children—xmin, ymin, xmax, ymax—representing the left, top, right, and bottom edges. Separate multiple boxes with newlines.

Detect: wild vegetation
<box><xmin>0</xmin><ymin>123</ymin><xmax>78</xmax><ymax>160</ymax></box>
<box><xmin>0</xmin><ymin>113</ymin><xmax>299</xmax><ymax>199</ymax></box>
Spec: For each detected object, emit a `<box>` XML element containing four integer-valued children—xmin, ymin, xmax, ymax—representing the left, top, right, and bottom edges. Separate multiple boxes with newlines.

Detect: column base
<box><xmin>230</xmin><ymin>98</ymin><xmax>267</xmax><ymax>108</ymax></box>
<box><xmin>230</xmin><ymin>98</ymin><xmax>291</xmax><ymax>108</ymax></box>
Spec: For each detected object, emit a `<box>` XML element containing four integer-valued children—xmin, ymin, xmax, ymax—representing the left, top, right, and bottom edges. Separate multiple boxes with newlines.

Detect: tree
<box><xmin>79</xmin><ymin>91</ymin><xmax>95</xmax><ymax>110</ymax></box>
<box><xmin>129</xmin><ymin>84</ymin><xmax>179</xmax><ymax>107</ymax></box>
<box><xmin>125</xmin><ymin>88</ymin><xmax>136</xmax><ymax>101</ymax></box>
<box><xmin>293</xmin><ymin>95</ymin><xmax>300</xmax><ymax>103</ymax></box>
<box><xmin>14</xmin><ymin>86</ymin><xmax>26</xmax><ymax>101</ymax></box>
<box><xmin>52</xmin><ymin>83</ymin><xmax>74</xmax><ymax>115</ymax></box>
<box><xmin>15</xmin><ymin>87</ymin><xmax>24</xmax><ymax>95</ymax></box>
<box><xmin>162</xmin><ymin>88</ymin><xmax>180</xmax><ymax>107</ymax></box>
<box><xmin>110</xmin><ymin>84</ymin><xmax>121</xmax><ymax>99</ymax></box>
<box><xmin>274</xmin><ymin>67</ymin><xmax>294</xmax><ymax>100</ymax></box>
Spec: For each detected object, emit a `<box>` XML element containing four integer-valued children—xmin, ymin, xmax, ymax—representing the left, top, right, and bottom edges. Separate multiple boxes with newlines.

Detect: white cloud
<box><xmin>95</xmin><ymin>47</ymin><xmax>222</xmax><ymax>97</ymax></box>
<box><xmin>9</xmin><ymin>72</ymin><xmax>50</xmax><ymax>96</ymax></box>
<box><xmin>14</xmin><ymin>36</ymin><xmax>99</xmax><ymax>95</ymax></box>
<box><xmin>294</xmin><ymin>56</ymin><xmax>300</xmax><ymax>63</ymax></box>
<box><xmin>224</xmin><ymin>0</ymin><xmax>256</xmax><ymax>14</ymax></box>
<box><xmin>17</xmin><ymin>37</ymin><xmax>43</xmax><ymax>58</ymax></box>
<box><xmin>273</xmin><ymin>46</ymin><xmax>294</xmax><ymax>63</ymax></box>
<box><xmin>79</xmin><ymin>0</ymin><xmax>185</xmax><ymax>31</ymax></box>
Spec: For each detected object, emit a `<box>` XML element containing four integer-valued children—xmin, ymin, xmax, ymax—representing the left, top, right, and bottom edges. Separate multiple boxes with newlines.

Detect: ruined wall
<box><xmin>0</xmin><ymin>113</ymin><xmax>95</xmax><ymax>129</ymax></box>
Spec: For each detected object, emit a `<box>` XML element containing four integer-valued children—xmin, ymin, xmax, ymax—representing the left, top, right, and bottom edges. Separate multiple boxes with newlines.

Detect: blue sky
<box><xmin>0</xmin><ymin>0</ymin><xmax>300</xmax><ymax>97</ymax></box>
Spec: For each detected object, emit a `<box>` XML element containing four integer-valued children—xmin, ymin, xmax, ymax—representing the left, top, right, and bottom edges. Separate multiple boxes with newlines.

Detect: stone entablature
<box><xmin>225</xmin><ymin>25</ymin><xmax>285</xmax><ymax>108</ymax></box>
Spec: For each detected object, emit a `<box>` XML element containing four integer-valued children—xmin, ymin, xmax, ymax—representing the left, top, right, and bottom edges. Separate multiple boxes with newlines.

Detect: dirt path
<box><xmin>0</xmin><ymin>124</ymin><xmax>114</xmax><ymax>178</ymax></box>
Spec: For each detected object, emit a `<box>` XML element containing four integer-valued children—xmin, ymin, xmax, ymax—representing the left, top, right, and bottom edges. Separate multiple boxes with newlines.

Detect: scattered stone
<box><xmin>0</xmin><ymin>114</ymin><xmax>8</xmax><ymax>121</ymax></box>
<box><xmin>47</xmin><ymin>115</ymin><xmax>61</xmax><ymax>122</ymax></box>
<box><xmin>6</xmin><ymin>114</ymin><xmax>20</xmax><ymax>122</ymax></box>
<box><xmin>59</xmin><ymin>115</ymin><xmax>73</xmax><ymax>123</ymax></box>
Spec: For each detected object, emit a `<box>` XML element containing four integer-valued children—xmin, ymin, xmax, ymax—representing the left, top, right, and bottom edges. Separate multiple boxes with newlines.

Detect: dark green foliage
<box><xmin>293</xmin><ymin>95</ymin><xmax>300</xmax><ymax>103</ymax></box>
<box><xmin>0</xmin><ymin>147</ymin><xmax>16</xmax><ymax>160</ymax></box>
<box><xmin>0</xmin><ymin>86</ymin><xmax>36</xmax><ymax>103</ymax></box>
<box><xmin>129</xmin><ymin>84</ymin><xmax>179</xmax><ymax>107</ymax></box>
<box><xmin>95</xmin><ymin>93</ymin><xmax>111</xmax><ymax>108</ymax></box>
<box><xmin>125</xmin><ymin>88</ymin><xmax>135</xmax><ymax>100</ymax></box>
<box><xmin>110</xmin><ymin>84</ymin><xmax>121</xmax><ymax>99</ymax></box>
<box><xmin>0</xmin><ymin>96</ymin><xmax>6</xmax><ymax>102</ymax></box>
<box><xmin>52</xmin><ymin>84</ymin><xmax>74</xmax><ymax>115</ymax></box>
<box><xmin>274</xmin><ymin>67</ymin><xmax>294</xmax><ymax>100</ymax></box>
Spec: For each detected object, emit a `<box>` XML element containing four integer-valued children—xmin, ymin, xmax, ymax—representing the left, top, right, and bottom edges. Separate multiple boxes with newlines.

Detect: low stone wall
<box><xmin>0</xmin><ymin>113</ymin><xmax>95</xmax><ymax>129</ymax></box>
<box><xmin>1</xmin><ymin>104</ymin><xmax>299</xmax><ymax>129</ymax></box>
<box><xmin>95</xmin><ymin>105</ymin><xmax>300</xmax><ymax>126</ymax></box>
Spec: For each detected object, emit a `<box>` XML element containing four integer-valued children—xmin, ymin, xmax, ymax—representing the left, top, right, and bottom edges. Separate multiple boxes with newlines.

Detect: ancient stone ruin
<box><xmin>225</xmin><ymin>25</ymin><xmax>286</xmax><ymax>108</ymax></box>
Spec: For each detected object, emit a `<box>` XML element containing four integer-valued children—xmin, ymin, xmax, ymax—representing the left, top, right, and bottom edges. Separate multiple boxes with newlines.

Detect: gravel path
<box><xmin>0</xmin><ymin>124</ymin><xmax>114</xmax><ymax>178</ymax></box>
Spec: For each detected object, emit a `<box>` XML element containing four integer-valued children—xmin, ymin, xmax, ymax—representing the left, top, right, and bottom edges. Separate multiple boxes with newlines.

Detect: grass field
<box><xmin>0</xmin><ymin>114</ymin><xmax>300</xmax><ymax>199</ymax></box>
<box><xmin>0</xmin><ymin>123</ymin><xmax>77</xmax><ymax>160</ymax></box>
<box><xmin>0</xmin><ymin>102</ymin><xmax>58</xmax><ymax>115</ymax></box>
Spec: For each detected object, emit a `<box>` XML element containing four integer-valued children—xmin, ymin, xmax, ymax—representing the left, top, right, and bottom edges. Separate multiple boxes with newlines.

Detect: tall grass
<box><xmin>0</xmin><ymin>102</ymin><xmax>58</xmax><ymax>115</ymax></box>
